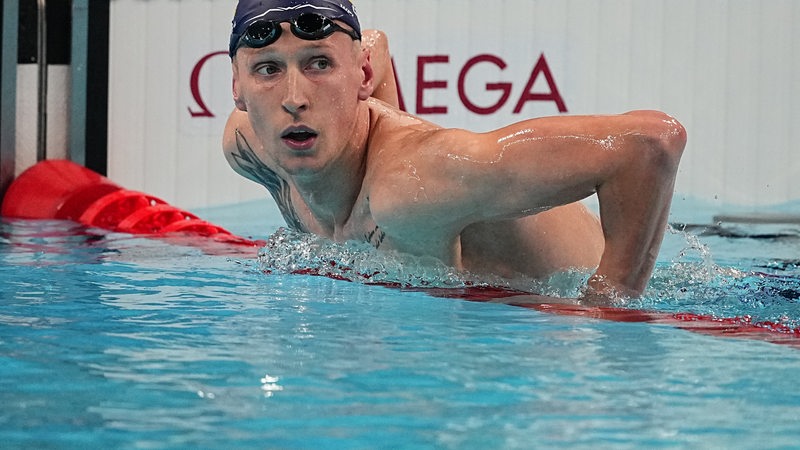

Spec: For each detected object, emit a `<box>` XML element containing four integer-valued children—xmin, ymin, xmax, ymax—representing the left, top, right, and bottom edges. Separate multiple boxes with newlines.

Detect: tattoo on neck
<box><xmin>230</xmin><ymin>129</ymin><xmax>307</xmax><ymax>232</ymax></box>
<box><xmin>365</xmin><ymin>225</ymin><xmax>386</xmax><ymax>249</ymax></box>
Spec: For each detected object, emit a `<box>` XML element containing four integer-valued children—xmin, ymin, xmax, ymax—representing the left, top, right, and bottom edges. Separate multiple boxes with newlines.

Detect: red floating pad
<box><xmin>160</xmin><ymin>218</ymin><xmax>231</xmax><ymax>236</ymax></box>
<box><xmin>115</xmin><ymin>204</ymin><xmax>198</xmax><ymax>234</ymax></box>
<box><xmin>79</xmin><ymin>190</ymin><xmax>167</xmax><ymax>230</ymax></box>
<box><xmin>1</xmin><ymin>160</ymin><xmax>122</xmax><ymax>220</ymax></box>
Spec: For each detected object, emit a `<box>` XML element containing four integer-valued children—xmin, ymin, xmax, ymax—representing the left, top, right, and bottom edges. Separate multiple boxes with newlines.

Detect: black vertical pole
<box><xmin>84</xmin><ymin>1</ymin><xmax>108</xmax><ymax>175</ymax></box>
<box><xmin>36</xmin><ymin>0</ymin><xmax>47</xmax><ymax>162</ymax></box>
<box><xmin>0</xmin><ymin>0</ymin><xmax>19</xmax><ymax>201</ymax></box>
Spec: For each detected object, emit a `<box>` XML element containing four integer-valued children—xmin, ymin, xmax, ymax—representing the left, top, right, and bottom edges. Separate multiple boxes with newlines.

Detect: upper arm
<box><xmin>374</xmin><ymin>113</ymin><xmax>682</xmax><ymax>230</ymax></box>
<box><xmin>376</xmin><ymin>126</ymin><xmax>597</xmax><ymax>226</ymax></box>
<box><xmin>463</xmin><ymin>113</ymin><xmax>683</xmax><ymax>216</ymax></box>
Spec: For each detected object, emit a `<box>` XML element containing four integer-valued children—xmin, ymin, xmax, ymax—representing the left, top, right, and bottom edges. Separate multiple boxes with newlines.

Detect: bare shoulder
<box><xmin>222</xmin><ymin>109</ymin><xmax>261</xmax><ymax>179</ymax></box>
<box><xmin>222</xmin><ymin>108</ymin><xmax>283</xmax><ymax>184</ymax></box>
<box><xmin>222</xmin><ymin>108</ymin><xmax>251</xmax><ymax>155</ymax></box>
<box><xmin>364</xmin><ymin>99</ymin><xmax>484</xmax><ymax>162</ymax></box>
<box><xmin>363</xmin><ymin>103</ymin><xmax>492</xmax><ymax>232</ymax></box>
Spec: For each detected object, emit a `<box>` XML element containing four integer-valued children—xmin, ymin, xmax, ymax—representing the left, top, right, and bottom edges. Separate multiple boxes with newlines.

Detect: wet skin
<box><xmin>225</xmin><ymin>26</ymin><xmax>686</xmax><ymax>300</ymax></box>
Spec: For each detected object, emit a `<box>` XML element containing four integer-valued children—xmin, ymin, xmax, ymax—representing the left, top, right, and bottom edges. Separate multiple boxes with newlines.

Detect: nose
<box><xmin>282</xmin><ymin>67</ymin><xmax>309</xmax><ymax>117</ymax></box>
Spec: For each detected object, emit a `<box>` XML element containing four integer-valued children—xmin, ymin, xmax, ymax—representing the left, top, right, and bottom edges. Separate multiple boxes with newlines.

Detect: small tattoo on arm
<box><xmin>230</xmin><ymin>129</ymin><xmax>307</xmax><ymax>232</ymax></box>
<box><xmin>365</xmin><ymin>225</ymin><xmax>386</xmax><ymax>249</ymax></box>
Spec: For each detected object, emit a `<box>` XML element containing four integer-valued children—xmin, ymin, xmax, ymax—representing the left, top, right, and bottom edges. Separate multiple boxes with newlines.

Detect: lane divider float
<box><xmin>1</xmin><ymin>160</ymin><xmax>264</xmax><ymax>252</ymax></box>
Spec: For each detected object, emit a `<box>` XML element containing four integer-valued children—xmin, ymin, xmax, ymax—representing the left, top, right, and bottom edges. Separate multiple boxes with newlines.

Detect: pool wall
<box><xmin>5</xmin><ymin>0</ymin><xmax>800</xmax><ymax>218</ymax></box>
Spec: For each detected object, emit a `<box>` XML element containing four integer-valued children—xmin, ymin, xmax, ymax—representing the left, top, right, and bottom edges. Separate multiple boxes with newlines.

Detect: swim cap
<box><xmin>229</xmin><ymin>0</ymin><xmax>361</xmax><ymax>57</ymax></box>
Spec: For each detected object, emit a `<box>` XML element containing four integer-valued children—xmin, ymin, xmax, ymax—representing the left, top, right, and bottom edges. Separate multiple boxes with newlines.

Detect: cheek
<box><xmin>246</xmin><ymin>100</ymin><xmax>283</xmax><ymax>145</ymax></box>
<box><xmin>246</xmin><ymin>88</ymin><xmax>282</xmax><ymax>120</ymax></box>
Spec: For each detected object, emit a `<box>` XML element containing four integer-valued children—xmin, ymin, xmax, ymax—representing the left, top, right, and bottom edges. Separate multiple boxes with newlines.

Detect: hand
<box><xmin>579</xmin><ymin>273</ymin><xmax>637</xmax><ymax>307</ymax></box>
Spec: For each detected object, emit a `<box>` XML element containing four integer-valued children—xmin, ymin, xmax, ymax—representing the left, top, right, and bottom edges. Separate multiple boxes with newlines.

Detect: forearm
<box><xmin>591</xmin><ymin>156</ymin><xmax>677</xmax><ymax>297</ymax></box>
<box><xmin>589</xmin><ymin>118</ymin><xmax>685</xmax><ymax>298</ymax></box>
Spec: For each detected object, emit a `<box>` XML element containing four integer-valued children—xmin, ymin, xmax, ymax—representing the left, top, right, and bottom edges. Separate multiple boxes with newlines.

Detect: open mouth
<box><xmin>281</xmin><ymin>128</ymin><xmax>318</xmax><ymax>143</ymax></box>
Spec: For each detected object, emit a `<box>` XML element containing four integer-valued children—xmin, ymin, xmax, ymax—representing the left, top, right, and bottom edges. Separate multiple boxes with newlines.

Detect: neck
<box><xmin>293</xmin><ymin>104</ymin><xmax>372</xmax><ymax>234</ymax></box>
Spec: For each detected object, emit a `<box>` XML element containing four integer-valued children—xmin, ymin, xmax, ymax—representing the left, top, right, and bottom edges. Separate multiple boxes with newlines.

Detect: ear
<box><xmin>231</xmin><ymin>62</ymin><xmax>247</xmax><ymax>111</ymax></box>
<box><xmin>358</xmin><ymin>48</ymin><xmax>375</xmax><ymax>101</ymax></box>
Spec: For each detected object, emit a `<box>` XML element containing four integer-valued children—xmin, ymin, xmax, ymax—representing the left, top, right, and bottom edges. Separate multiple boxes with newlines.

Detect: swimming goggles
<box><xmin>237</xmin><ymin>13</ymin><xmax>361</xmax><ymax>52</ymax></box>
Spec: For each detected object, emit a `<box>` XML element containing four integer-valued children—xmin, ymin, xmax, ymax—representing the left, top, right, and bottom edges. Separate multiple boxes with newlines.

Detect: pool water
<box><xmin>2</xmin><ymin>199</ymin><xmax>799</xmax><ymax>449</ymax></box>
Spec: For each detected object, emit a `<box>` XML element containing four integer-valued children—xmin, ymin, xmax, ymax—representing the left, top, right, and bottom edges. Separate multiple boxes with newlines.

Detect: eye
<box><xmin>307</xmin><ymin>58</ymin><xmax>331</xmax><ymax>71</ymax></box>
<box><xmin>255</xmin><ymin>62</ymin><xmax>281</xmax><ymax>76</ymax></box>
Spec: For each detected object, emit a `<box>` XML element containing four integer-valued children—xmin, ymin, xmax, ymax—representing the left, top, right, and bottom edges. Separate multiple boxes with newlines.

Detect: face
<box><xmin>232</xmin><ymin>22</ymin><xmax>373</xmax><ymax>177</ymax></box>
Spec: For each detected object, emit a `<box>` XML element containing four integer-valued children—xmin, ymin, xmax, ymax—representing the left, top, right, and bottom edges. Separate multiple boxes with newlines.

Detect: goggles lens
<box><xmin>242</xmin><ymin>20</ymin><xmax>280</xmax><ymax>48</ymax></box>
<box><xmin>238</xmin><ymin>13</ymin><xmax>360</xmax><ymax>53</ymax></box>
<box><xmin>293</xmin><ymin>13</ymin><xmax>330</xmax><ymax>38</ymax></box>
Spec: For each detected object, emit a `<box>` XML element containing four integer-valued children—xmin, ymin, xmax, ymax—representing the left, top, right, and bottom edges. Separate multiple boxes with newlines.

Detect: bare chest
<box><xmin>301</xmin><ymin>194</ymin><xmax>460</xmax><ymax>267</ymax></box>
<box><xmin>298</xmin><ymin>193</ymin><xmax>388</xmax><ymax>250</ymax></box>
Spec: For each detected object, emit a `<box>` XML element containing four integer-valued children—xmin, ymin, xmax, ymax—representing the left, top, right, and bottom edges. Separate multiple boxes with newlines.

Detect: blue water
<box><xmin>2</xmin><ymin>199</ymin><xmax>800</xmax><ymax>449</ymax></box>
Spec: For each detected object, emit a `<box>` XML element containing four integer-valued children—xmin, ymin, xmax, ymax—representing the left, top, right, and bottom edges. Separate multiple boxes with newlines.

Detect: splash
<box><xmin>257</xmin><ymin>228</ymin><xmax>588</xmax><ymax>296</ymax></box>
<box><xmin>642</xmin><ymin>225</ymin><xmax>800</xmax><ymax>328</ymax></box>
<box><xmin>258</xmin><ymin>227</ymin><xmax>470</xmax><ymax>288</ymax></box>
<box><xmin>256</xmin><ymin>226</ymin><xmax>800</xmax><ymax>327</ymax></box>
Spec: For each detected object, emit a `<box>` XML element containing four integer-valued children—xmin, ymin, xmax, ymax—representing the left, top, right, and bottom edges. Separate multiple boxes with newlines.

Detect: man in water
<box><xmin>222</xmin><ymin>0</ymin><xmax>686</xmax><ymax>302</ymax></box>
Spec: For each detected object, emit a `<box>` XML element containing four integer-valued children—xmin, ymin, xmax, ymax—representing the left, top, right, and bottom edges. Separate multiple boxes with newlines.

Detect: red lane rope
<box><xmin>1</xmin><ymin>160</ymin><xmax>265</xmax><ymax>255</ymax></box>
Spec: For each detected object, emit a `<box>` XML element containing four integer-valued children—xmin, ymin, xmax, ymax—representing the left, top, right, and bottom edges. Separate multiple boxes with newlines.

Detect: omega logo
<box><xmin>410</xmin><ymin>53</ymin><xmax>567</xmax><ymax>115</ymax></box>
<box><xmin>187</xmin><ymin>51</ymin><xmax>228</xmax><ymax>117</ymax></box>
<box><xmin>188</xmin><ymin>51</ymin><xmax>567</xmax><ymax>118</ymax></box>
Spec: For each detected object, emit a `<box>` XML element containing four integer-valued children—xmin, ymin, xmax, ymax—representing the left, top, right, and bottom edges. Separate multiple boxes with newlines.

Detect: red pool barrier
<box><xmin>1</xmin><ymin>160</ymin><xmax>264</xmax><ymax>251</ymax></box>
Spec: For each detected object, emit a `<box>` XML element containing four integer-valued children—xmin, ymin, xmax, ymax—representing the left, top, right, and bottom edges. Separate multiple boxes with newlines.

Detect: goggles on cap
<box><xmin>234</xmin><ymin>12</ymin><xmax>361</xmax><ymax>54</ymax></box>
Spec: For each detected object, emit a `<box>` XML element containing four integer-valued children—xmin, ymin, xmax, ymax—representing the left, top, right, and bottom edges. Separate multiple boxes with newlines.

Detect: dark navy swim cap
<box><xmin>230</xmin><ymin>0</ymin><xmax>361</xmax><ymax>57</ymax></box>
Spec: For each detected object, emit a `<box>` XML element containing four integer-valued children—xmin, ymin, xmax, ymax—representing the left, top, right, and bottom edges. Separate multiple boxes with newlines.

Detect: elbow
<box><xmin>657</xmin><ymin>112</ymin><xmax>687</xmax><ymax>164</ymax></box>
<box><xmin>629</xmin><ymin>110</ymin><xmax>687</xmax><ymax>171</ymax></box>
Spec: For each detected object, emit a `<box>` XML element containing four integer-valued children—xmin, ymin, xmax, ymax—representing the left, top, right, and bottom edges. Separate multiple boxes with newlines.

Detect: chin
<box><xmin>280</xmin><ymin>158</ymin><xmax>327</xmax><ymax>177</ymax></box>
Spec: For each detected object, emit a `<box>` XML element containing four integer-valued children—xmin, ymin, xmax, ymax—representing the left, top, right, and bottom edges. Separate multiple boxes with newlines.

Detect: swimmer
<box><xmin>222</xmin><ymin>0</ymin><xmax>686</xmax><ymax>303</ymax></box>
